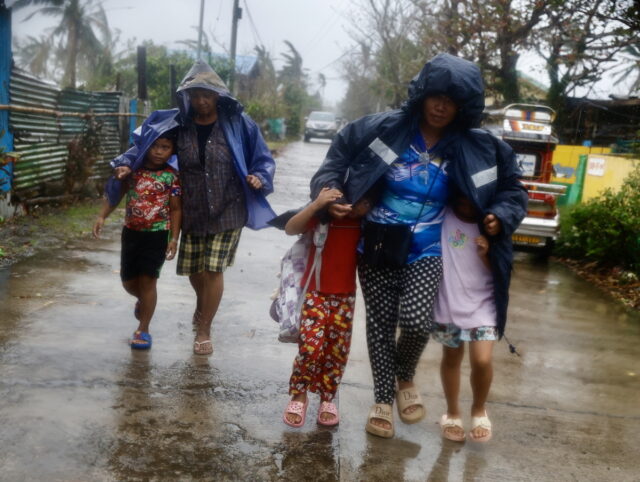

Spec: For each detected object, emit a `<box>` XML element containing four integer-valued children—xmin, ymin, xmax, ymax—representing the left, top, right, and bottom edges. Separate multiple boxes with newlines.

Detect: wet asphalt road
<box><xmin>1</xmin><ymin>140</ymin><xmax>639</xmax><ymax>481</ymax></box>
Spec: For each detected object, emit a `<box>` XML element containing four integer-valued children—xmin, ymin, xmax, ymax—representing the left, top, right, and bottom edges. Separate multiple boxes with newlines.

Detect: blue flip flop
<box><xmin>130</xmin><ymin>330</ymin><xmax>152</xmax><ymax>350</ymax></box>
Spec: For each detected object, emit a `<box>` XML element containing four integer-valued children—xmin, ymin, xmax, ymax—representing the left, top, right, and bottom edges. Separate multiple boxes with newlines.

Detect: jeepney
<box><xmin>484</xmin><ymin>104</ymin><xmax>566</xmax><ymax>254</ymax></box>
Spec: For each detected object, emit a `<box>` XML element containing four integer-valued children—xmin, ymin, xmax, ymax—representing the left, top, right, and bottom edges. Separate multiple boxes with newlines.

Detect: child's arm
<box><xmin>475</xmin><ymin>235</ymin><xmax>491</xmax><ymax>270</ymax></box>
<box><xmin>166</xmin><ymin>194</ymin><xmax>182</xmax><ymax>260</ymax></box>
<box><xmin>285</xmin><ymin>187</ymin><xmax>343</xmax><ymax>235</ymax></box>
<box><xmin>93</xmin><ymin>185</ymin><xmax>125</xmax><ymax>238</ymax></box>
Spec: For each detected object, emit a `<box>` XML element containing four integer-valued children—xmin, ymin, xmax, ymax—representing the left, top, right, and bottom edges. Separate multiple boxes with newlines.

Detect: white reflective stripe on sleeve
<box><xmin>368</xmin><ymin>137</ymin><xmax>397</xmax><ymax>165</ymax></box>
<box><xmin>472</xmin><ymin>166</ymin><xmax>497</xmax><ymax>188</ymax></box>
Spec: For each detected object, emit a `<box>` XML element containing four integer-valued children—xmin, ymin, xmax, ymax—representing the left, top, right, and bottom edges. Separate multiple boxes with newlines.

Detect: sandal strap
<box><xmin>319</xmin><ymin>401</ymin><xmax>338</xmax><ymax>416</ymax></box>
<box><xmin>396</xmin><ymin>387</ymin><xmax>423</xmax><ymax>411</ymax></box>
<box><xmin>368</xmin><ymin>403</ymin><xmax>393</xmax><ymax>423</ymax></box>
<box><xmin>441</xmin><ymin>415</ymin><xmax>464</xmax><ymax>429</ymax></box>
<box><xmin>286</xmin><ymin>401</ymin><xmax>306</xmax><ymax>415</ymax></box>
<box><xmin>471</xmin><ymin>415</ymin><xmax>492</xmax><ymax>430</ymax></box>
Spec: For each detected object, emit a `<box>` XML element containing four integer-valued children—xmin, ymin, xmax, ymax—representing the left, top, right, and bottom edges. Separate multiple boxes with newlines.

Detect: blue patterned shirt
<box><xmin>366</xmin><ymin>131</ymin><xmax>449</xmax><ymax>261</ymax></box>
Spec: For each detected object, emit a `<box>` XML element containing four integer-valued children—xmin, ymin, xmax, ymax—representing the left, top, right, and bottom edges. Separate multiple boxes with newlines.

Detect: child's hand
<box><xmin>314</xmin><ymin>187</ymin><xmax>344</xmax><ymax>209</ymax></box>
<box><xmin>483</xmin><ymin>213</ymin><xmax>501</xmax><ymax>236</ymax></box>
<box><xmin>114</xmin><ymin>166</ymin><xmax>132</xmax><ymax>180</ymax></box>
<box><xmin>246</xmin><ymin>174</ymin><xmax>262</xmax><ymax>190</ymax></box>
<box><xmin>476</xmin><ymin>235</ymin><xmax>490</xmax><ymax>257</ymax></box>
<box><xmin>328</xmin><ymin>203</ymin><xmax>352</xmax><ymax>219</ymax></box>
<box><xmin>93</xmin><ymin>217</ymin><xmax>105</xmax><ymax>239</ymax></box>
<box><xmin>166</xmin><ymin>239</ymin><xmax>178</xmax><ymax>260</ymax></box>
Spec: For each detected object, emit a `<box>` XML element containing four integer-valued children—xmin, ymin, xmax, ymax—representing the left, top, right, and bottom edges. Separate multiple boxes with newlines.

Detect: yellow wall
<box><xmin>582</xmin><ymin>154</ymin><xmax>639</xmax><ymax>202</ymax></box>
<box><xmin>551</xmin><ymin>145</ymin><xmax>611</xmax><ymax>184</ymax></box>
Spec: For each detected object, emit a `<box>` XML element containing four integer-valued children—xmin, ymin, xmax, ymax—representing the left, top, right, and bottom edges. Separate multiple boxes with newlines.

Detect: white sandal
<box><xmin>440</xmin><ymin>414</ymin><xmax>466</xmax><ymax>442</ymax></box>
<box><xmin>469</xmin><ymin>413</ymin><xmax>492</xmax><ymax>442</ymax></box>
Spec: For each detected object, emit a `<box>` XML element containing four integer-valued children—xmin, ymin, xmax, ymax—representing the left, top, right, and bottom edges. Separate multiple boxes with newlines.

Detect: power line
<box><xmin>242</xmin><ymin>0</ymin><xmax>264</xmax><ymax>47</ymax></box>
<box><xmin>303</xmin><ymin>6</ymin><xmax>342</xmax><ymax>52</ymax></box>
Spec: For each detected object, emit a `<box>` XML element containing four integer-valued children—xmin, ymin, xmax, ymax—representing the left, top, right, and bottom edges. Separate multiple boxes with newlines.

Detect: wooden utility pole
<box><xmin>228</xmin><ymin>0</ymin><xmax>242</xmax><ymax>95</ymax></box>
<box><xmin>170</xmin><ymin>64</ymin><xmax>177</xmax><ymax>107</ymax></box>
<box><xmin>137</xmin><ymin>46</ymin><xmax>147</xmax><ymax>101</ymax></box>
<box><xmin>196</xmin><ymin>0</ymin><xmax>205</xmax><ymax>60</ymax></box>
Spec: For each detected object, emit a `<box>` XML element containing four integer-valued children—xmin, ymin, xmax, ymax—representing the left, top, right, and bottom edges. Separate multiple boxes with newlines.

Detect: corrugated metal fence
<box><xmin>9</xmin><ymin>68</ymin><xmax>125</xmax><ymax>198</ymax></box>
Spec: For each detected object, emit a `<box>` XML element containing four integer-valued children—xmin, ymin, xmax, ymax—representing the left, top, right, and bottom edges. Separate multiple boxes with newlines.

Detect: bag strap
<box><xmin>295</xmin><ymin>222</ymin><xmax>329</xmax><ymax>314</ymax></box>
<box><xmin>410</xmin><ymin>152</ymin><xmax>444</xmax><ymax>234</ymax></box>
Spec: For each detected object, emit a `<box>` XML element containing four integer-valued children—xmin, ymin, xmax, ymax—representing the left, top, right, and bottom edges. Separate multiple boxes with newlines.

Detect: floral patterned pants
<box><xmin>289</xmin><ymin>291</ymin><xmax>355</xmax><ymax>402</ymax></box>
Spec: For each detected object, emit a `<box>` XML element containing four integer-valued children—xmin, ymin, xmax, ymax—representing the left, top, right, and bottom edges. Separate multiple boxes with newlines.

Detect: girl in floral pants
<box><xmin>282</xmin><ymin>187</ymin><xmax>372</xmax><ymax>427</ymax></box>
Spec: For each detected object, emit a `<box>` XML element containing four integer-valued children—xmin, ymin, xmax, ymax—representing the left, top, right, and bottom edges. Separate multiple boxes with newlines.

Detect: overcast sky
<box><xmin>10</xmin><ymin>0</ymin><xmax>354</xmax><ymax>105</ymax></box>
<box><xmin>9</xmin><ymin>0</ymin><xmax>629</xmax><ymax>103</ymax></box>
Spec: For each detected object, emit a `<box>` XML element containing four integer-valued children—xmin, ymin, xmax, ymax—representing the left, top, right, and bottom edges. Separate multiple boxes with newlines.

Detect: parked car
<box><xmin>484</xmin><ymin>104</ymin><xmax>566</xmax><ymax>255</ymax></box>
<box><xmin>304</xmin><ymin>111</ymin><xmax>338</xmax><ymax>142</ymax></box>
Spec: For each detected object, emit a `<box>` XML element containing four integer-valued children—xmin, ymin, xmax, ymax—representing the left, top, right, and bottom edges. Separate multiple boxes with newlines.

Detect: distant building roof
<box><xmin>211</xmin><ymin>53</ymin><xmax>258</xmax><ymax>76</ymax></box>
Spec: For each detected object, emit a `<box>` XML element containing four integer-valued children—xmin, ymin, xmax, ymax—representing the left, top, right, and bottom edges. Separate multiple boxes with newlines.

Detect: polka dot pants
<box><xmin>358</xmin><ymin>256</ymin><xmax>443</xmax><ymax>404</ymax></box>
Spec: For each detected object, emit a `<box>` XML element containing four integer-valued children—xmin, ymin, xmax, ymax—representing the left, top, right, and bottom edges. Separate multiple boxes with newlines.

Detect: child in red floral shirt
<box><xmin>93</xmin><ymin>130</ymin><xmax>182</xmax><ymax>349</ymax></box>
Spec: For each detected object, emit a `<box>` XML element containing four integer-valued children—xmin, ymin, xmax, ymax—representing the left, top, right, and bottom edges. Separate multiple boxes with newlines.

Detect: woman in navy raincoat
<box><xmin>112</xmin><ymin>61</ymin><xmax>276</xmax><ymax>356</ymax></box>
<box><xmin>310</xmin><ymin>53</ymin><xmax>527</xmax><ymax>438</ymax></box>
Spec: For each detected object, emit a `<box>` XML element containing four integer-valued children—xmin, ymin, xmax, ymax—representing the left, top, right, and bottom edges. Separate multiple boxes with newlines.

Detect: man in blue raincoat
<box><xmin>112</xmin><ymin>60</ymin><xmax>276</xmax><ymax>356</ymax></box>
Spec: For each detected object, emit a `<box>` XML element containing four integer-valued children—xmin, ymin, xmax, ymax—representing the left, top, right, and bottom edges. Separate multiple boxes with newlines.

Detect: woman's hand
<box><xmin>314</xmin><ymin>187</ymin><xmax>344</xmax><ymax>209</ymax></box>
<box><xmin>246</xmin><ymin>174</ymin><xmax>263</xmax><ymax>190</ymax></box>
<box><xmin>327</xmin><ymin>203</ymin><xmax>352</xmax><ymax>218</ymax></box>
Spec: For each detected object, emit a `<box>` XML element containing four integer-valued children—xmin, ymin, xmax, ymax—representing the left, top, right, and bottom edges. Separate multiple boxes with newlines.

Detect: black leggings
<box><xmin>359</xmin><ymin>256</ymin><xmax>443</xmax><ymax>404</ymax></box>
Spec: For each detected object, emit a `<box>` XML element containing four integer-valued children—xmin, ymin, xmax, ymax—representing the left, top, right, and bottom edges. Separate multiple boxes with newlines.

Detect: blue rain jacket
<box><xmin>310</xmin><ymin>53</ymin><xmax>527</xmax><ymax>337</ymax></box>
<box><xmin>105</xmin><ymin>109</ymin><xmax>179</xmax><ymax>206</ymax></box>
<box><xmin>109</xmin><ymin>61</ymin><xmax>276</xmax><ymax>230</ymax></box>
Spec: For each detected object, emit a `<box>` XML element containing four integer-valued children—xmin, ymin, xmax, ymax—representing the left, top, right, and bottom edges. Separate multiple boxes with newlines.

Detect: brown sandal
<box><xmin>365</xmin><ymin>403</ymin><xmax>394</xmax><ymax>438</ymax></box>
<box><xmin>396</xmin><ymin>386</ymin><xmax>426</xmax><ymax>424</ymax></box>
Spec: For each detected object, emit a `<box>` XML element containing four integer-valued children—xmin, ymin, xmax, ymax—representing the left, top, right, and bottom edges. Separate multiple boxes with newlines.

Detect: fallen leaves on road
<box><xmin>555</xmin><ymin>257</ymin><xmax>640</xmax><ymax>310</ymax></box>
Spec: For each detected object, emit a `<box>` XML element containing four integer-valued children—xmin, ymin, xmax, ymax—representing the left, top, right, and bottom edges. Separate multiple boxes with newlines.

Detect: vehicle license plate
<box><xmin>512</xmin><ymin>234</ymin><xmax>543</xmax><ymax>245</ymax></box>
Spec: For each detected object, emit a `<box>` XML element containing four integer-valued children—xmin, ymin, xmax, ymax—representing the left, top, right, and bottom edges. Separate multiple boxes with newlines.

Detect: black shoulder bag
<box><xmin>362</xmin><ymin>154</ymin><xmax>442</xmax><ymax>269</ymax></box>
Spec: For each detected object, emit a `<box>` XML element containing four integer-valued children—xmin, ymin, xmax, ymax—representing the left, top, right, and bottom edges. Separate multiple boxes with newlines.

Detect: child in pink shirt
<box><xmin>433</xmin><ymin>189</ymin><xmax>498</xmax><ymax>443</ymax></box>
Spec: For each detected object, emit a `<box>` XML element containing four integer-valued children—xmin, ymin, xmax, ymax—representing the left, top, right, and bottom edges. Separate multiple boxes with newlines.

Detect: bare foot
<box><xmin>371</xmin><ymin>417</ymin><xmax>392</xmax><ymax>430</ymax></box>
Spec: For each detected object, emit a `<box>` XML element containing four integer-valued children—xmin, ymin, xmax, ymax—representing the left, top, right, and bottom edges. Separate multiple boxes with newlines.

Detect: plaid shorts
<box><xmin>431</xmin><ymin>322</ymin><xmax>498</xmax><ymax>348</ymax></box>
<box><xmin>176</xmin><ymin>229</ymin><xmax>242</xmax><ymax>275</ymax></box>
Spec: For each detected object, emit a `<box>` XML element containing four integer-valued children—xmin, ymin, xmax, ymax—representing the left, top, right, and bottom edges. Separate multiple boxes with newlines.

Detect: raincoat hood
<box><xmin>176</xmin><ymin>60</ymin><xmax>243</xmax><ymax>120</ymax></box>
<box><xmin>126</xmin><ymin>109</ymin><xmax>180</xmax><ymax>171</ymax></box>
<box><xmin>404</xmin><ymin>53</ymin><xmax>485</xmax><ymax>130</ymax></box>
<box><xmin>105</xmin><ymin>109</ymin><xmax>179</xmax><ymax>206</ymax></box>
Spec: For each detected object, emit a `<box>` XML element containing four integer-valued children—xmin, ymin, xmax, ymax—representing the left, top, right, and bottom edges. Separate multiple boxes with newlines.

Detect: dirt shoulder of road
<box><xmin>0</xmin><ymin>199</ymin><xmax>104</xmax><ymax>268</ymax></box>
<box><xmin>554</xmin><ymin>257</ymin><xmax>640</xmax><ymax>310</ymax></box>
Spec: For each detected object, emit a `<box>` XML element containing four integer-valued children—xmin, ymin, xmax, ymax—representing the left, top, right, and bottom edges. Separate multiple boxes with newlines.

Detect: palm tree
<box><xmin>317</xmin><ymin>72</ymin><xmax>327</xmax><ymax>103</ymax></box>
<box><xmin>13</xmin><ymin>0</ymin><xmax>112</xmax><ymax>88</ymax></box>
<box><xmin>278</xmin><ymin>40</ymin><xmax>306</xmax><ymax>87</ymax></box>
<box><xmin>613</xmin><ymin>44</ymin><xmax>640</xmax><ymax>94</ymax></box>
<box><xmin>14</xmin><ymin>34</ymin><xmax>57</xmax><ymax>79</ymax></box>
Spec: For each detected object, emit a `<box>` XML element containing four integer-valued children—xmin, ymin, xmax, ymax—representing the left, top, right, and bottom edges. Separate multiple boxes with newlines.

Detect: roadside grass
<box><xmin>0</xmin><ymin>199</ymin><xmax>105</xmax><ymax>265</ymax></box>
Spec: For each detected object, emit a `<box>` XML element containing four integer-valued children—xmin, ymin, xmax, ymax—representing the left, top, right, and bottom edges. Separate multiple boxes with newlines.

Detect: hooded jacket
<box><xmin>310</xmin><ymin>53</ymin><xmax>527</xmax><ymax>337</ymax></box>
<box><xmin>109</xmin><ymin>61</ymin><xmax>276</xmax><ymax>230</ymax></box>
<box><xmin>105</xmin><ymin>109</ymin><xmax>179</xmax><ymax>206</ymax></box>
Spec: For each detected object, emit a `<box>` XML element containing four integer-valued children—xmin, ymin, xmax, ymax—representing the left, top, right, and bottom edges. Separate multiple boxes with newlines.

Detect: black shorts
<box><xmin>120</xmin><ymin>227</ymin><xmax>169</xmax><ymax>282</ymax></box>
